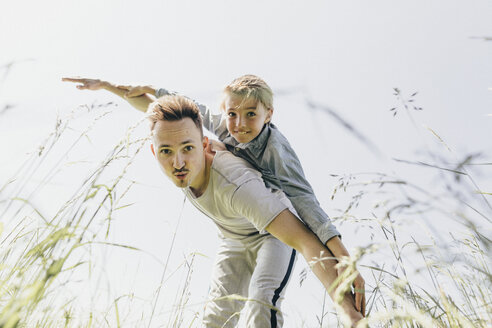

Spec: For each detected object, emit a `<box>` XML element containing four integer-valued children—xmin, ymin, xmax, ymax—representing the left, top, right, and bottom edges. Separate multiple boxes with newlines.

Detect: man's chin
<box><xmin>172</xmin><ymin>178</ymin><xmax>189</xmax><ymax>188</ymax></box>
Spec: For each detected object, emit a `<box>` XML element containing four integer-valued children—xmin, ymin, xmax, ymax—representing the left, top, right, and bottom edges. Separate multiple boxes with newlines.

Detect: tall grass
<box><xmin>1</xmin><ymin>87</ymin><xmax>490</xmax><ymax>327</ymax></box>
<box><xmin>313</xmin><ymin>90</ymin><xmax>491</xmax><ymax>327</ymax></box>
<box><xmin>0</xmin><ymin>102</ymin><xmax>153</xmax><ymax>327</ymax></box>
<box><xmin>327</xmin><ymin>167</ymin><xmax>491</xmax><ymax>327</ymax></box>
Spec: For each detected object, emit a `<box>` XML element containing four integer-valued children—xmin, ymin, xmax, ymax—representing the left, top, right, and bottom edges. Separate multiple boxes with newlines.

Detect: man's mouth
<box><xmin>173</xmin><ymin>170</ymin><xmax>189</xmax><ymax>180</ymax></box>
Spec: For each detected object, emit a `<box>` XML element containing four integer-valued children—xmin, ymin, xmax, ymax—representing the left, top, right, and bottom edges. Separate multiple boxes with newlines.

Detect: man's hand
<box><xmin>62</xmin><ymin>77</ymin><xmax>108</xmax><ymax>91</ymax></box>
<box><xmin>325</xmin><ymin>237</ymin><xmax>366</xmax><ymax>317</ymax></box>
<box><xmin>353</xmin><ymin>270</ymin><xmax>366</xmax><ymax>317</ymax></box>
<box><xmin>337</xmin><ymin>264</ymin><xmax>366</xmax><ymax>317</ymax></box>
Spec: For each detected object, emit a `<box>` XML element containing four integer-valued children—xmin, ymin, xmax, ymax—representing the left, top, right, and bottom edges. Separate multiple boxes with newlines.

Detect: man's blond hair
<box><xmin>147</xmin><ymin>95</ymin><xmax>203</xmax><ymax>136</ymax></box>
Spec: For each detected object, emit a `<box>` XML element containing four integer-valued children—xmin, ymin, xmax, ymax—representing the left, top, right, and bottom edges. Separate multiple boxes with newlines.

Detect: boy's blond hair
<box><xmin>220</xmin><ymin>75</ymin><xmax>274</xmax><ymax>111</ymax></box>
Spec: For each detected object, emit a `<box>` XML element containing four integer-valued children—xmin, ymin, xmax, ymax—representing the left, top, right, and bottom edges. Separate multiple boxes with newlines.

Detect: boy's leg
<box><xmin>203</xmin><ymin>237</ymin><xmax>252</xmax><ymax>328</ymax></box>
<box><xmin>244</xmin><ymin>235</ymin><xmax>297</xmax><ymax>328</ymax></box>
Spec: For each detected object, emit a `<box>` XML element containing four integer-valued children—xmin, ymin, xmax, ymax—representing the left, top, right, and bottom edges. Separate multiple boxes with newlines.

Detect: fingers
<box><xmin>361</xmin><ymin>293</ymin><xmax>366</xmax><ymax>317</ymax></box>
<box><xmin>353</xmin><ymin>273</ymin><xmax>366</xmax><ymax>316</ymax></box>
<box><xmin>354</xmin><ymin>290</ymin><xmax>366</xmax><ymax>316</ymax></box>
<box><xmin>62</xmin><ymin>77</ymin><xmax>84</xmax><ymax>83</ymax></box>
<box><xmin>62</xmin><ymin>77</ymin><xmax>106</xmax><ymax>92</ymax></box>
<box><xmin>62</xmin><ymin>77</ymin><xmax>91</xmax><ymax>88</ymax></box>
<box><xmin>355</xmin><ymin>291</ymin><xmax>366</xmax><ymax>317</ymax></box>
<box><xmin>355</xmin><ymin>290</ymin><xmax>361</xmax><ymax>312</ymax></box>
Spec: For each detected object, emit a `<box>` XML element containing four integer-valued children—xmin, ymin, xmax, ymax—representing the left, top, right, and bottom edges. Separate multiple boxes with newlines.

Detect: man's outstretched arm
<box><xmin>265</xmin><ymin>209</ymin><xmax>365</xmax><ymax>325</ymax></box>
<box><xmin>62</xmin><ymin>77</ymin><xmax>154</xmax><ymax>113</ymax></box>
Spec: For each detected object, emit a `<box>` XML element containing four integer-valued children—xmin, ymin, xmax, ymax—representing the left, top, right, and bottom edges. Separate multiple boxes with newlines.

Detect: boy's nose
<box><xmin>237</xmin><ymin>115</ymin><xmax>246</xmax><ymax>127</ymax></box>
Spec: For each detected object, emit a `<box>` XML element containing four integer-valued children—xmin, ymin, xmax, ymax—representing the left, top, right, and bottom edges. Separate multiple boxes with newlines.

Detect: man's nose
<box><xmin>173</xmin><ymin>153</ymin><xmax>185</xmax><ymax>169</ymax></box>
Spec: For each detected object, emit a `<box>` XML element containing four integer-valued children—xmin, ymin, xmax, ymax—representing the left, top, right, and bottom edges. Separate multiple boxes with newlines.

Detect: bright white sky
<box><xmin>1</xmin><ymin>1</ymin><xmax>491</xmax><ymax>327</ymax></box>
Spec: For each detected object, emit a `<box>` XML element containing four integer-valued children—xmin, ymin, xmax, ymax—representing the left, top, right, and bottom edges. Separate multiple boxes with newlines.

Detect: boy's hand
<box><xmin>61</xmin><ymin>77</ymin><xmax>153</xmax><ymax>113</ymax></box>
<box><xmin>62</xmin><ymin>77</ymin><xmax>108</xmax><ymax>90</ymax></box>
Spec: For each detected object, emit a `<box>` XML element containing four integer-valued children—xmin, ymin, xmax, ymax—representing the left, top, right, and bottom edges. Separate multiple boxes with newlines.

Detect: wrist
<box><xmin>325</xmin><ymin>236</ymin><xmax>350</xmax><ymax>259</ymax></box>
<box><xmin>144</xmin><ymin>85</ymin><xmax>156</xmax><ymax>95</ymax></box>
<box><xmin>100</xmin><ymin>80</ymin><xmax>112</xmax><ymax>89</ymax></box>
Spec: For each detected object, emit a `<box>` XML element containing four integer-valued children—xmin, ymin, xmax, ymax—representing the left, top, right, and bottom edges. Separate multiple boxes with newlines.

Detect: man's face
<box><xmin>151</xmin><ymin>118</ymin><xmax>208</xmax><ymax>190</ymax></box>
<box><xmin>224</xmin><ymin>93</ymin><xmax>273</xmax><ymax>144</ymax></box>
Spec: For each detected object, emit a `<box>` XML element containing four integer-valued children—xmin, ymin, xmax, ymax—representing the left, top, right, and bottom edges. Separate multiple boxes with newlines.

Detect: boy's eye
<box><xmin>160</xmin><ymin>149</ymin><xmax>171</xmax><ymax>155</ymax></box>
<box><xmin>227</xmin><ymin>112</ymin><xmax>236</xmax><ymax>117</ymax></box>
<box><xmin>247</xmin><ymin>112</ymin><xmax>256</xmax><ymax>117</ymax></box>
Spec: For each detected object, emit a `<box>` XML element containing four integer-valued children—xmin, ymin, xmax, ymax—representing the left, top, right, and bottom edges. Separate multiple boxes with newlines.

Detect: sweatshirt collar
<box><xmin>223</xmin><ymin>123</ymin><xmax>273</xmax><ymax>155</ymax></box>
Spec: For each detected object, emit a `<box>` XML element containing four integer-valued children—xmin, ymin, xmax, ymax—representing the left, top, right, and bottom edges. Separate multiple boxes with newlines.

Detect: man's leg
<box><xmin>203</xmin><ymin>237</ymin><xmax>252</xmax><ymax>328</ymax></box>
<box><xmin>244</xmin><ymin>235</ymin><xmax>297</xmax><ymax>328</ymax></box>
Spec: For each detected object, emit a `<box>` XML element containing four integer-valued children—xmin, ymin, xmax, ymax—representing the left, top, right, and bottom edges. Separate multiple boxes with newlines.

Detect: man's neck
<box><xmin>189</xmin><ymin>152</ymin><xmax>214</xmax><ymax>197</ymax></box>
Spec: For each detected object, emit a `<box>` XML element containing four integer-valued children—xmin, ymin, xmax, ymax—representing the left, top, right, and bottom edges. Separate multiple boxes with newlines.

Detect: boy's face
<box><xmin>151</xmin><ymin>118</ymin><xmax>208</xmax><ymax>190</ymax></box>
<box><xmin>224</xmin><ymin>93</ymin><xmax>273</xmax><ymax>144</ymax></box>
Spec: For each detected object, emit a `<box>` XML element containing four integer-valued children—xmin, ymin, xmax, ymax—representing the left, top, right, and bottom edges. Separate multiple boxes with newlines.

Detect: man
<box><xmin>63</xmin><ymin>78</ymin><xmax>365</xmax><ymax>327</ymax></box>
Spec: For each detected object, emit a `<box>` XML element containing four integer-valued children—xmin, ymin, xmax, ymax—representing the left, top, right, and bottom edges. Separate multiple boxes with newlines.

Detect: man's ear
<box><xmin>202</xmin><ymin>136</ymin><xmax>209</xmax><ymax>149</ymax></box>
<box><xmin>150</xmin><ymin>143</ymin><xmax>156</xmax><ymax>156</ymax></box>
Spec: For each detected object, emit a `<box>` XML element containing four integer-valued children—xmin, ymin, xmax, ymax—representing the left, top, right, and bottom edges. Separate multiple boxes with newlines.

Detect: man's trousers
<box><xmin>203</xmin><ymin>234</ymin><xmax>297</xmax><ymax>328</ymax></box>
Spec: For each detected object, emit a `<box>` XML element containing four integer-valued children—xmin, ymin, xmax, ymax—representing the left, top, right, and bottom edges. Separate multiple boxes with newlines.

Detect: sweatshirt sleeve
<box><xmin>265</xmin><ymin>140</ymin><xmax>341</xmax><ymax>244</ymax></box>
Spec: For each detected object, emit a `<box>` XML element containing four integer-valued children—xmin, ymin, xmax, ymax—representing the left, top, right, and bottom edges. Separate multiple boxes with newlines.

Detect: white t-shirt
<box><xmin>184</xmin><ymin>151</ymin><xmax>297</xmax><ymax>240</ymax></box>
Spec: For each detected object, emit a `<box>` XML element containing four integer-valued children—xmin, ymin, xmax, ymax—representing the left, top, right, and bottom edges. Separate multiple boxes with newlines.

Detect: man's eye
<box><xmin>160</xmin><ymin>149</ymin><xmax>171</xmax><ymax>155</ymax></box>
<box><xmin>184</xmin><ymin>145</ymin><xmax>194</xmax><ymax>152</ymax></box>
<box><xmin>247</xmin><ymin>112</ymin><xmax>256</xmax><ymax>117</ymax></box>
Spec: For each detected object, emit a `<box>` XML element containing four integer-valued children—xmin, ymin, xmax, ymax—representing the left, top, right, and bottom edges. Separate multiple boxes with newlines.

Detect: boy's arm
<box><xmin>62</xmin><ymin>77</ymin><xmax>154</xmax><ymax>112</ymax></box>
<box><xmin>265</xmin><ymin>140</ymin><xmax>341</xmax><ymax>246</ymax></box>
<box><xmin>63</xmin><ymin>78</ymin><xmax>226</xmax><ymax>137</ymax></box>
<box><xmin>127</xmin><ymin>85</ymin><xmax>227</xmax><ymax>138</ymax></box>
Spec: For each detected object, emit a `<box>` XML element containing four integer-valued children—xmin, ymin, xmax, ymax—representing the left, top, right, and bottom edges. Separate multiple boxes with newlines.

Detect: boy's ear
<box><xmin>150</xmin><ymin>143</ymin><xmax>156</xmax><ymax>156</ymax></box>
<box><xmin>265</xmin><ymin>107</ymin><xmax>274</xmax><ymax>123</ymax></box>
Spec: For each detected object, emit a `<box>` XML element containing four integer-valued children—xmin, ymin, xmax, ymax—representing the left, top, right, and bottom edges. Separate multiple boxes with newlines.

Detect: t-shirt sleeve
<box><xmin>230</xmin><ymin>178</ymin><xmax>291</xmax><ymax>234</ymax></box>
